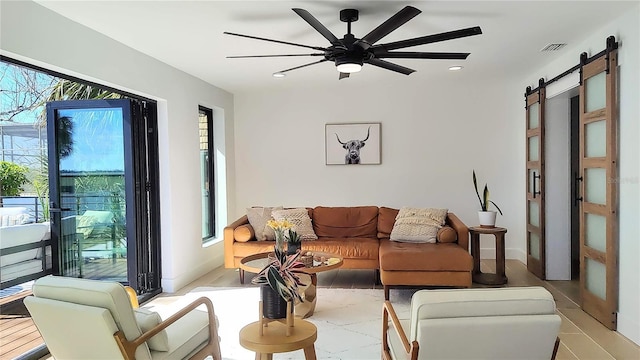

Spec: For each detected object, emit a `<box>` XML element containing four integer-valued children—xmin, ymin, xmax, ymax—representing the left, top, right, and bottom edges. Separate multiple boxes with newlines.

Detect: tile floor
<box><xmin>154</xmin><ymin>259</ymin><xmax>639</xmax><ymax>360</ymax></box>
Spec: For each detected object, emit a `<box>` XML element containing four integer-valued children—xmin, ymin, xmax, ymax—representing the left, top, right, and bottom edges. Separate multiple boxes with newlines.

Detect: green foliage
<box><xmin>287</xmin><ymin>228</ymin><xmax>302</xmax><ymax>244</ymax></box>
<box><xmin>472</xmin><ymin>170</ymin><xmax>503</xmax><ymax>215</ymax></box>
<box><xmin>251</xmin><ymin>248</ymin><xmax>306</xmax><ymax>303</ymax></box>
<box><xmin>0</xmin><ymin>161</ymin><xmax>29</xmax><ymax>196</ymax></box>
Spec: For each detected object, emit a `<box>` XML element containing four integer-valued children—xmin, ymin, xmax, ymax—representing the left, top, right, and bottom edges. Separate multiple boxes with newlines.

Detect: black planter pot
<box><xmin>287</xmin><ymin>242</ymin><xmax>301</xmax><ymax>256</ymax></box>
<box><xmin>261</xmin><ymin>285</ymin><xmax>287</xmax><ymax>319</ymax></box>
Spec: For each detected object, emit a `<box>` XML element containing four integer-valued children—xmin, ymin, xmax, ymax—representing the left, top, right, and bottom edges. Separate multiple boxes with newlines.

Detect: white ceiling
<box><xmin>34</xmin><ymin>0</ymin><xmax>635</xmax><ymax>94</ymax></box>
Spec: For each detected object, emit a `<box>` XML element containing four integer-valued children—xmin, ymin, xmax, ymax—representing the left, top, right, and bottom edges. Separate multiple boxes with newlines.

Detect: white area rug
<box><xmin>145</xmin><ymin>287</ymin><xmax>415</xmax><ymax>360</ymax></box>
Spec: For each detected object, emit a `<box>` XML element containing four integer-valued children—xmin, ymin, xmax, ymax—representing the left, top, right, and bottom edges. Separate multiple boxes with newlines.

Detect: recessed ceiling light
<box><xmin>448</xmin><ymin>66</ymin><xmax>463</xmax><ymax>71</ymax></box>
<box><xmin>272</xmin><ymin>72</ymin><xmax>286</xmax><ymax>78</ymax></box>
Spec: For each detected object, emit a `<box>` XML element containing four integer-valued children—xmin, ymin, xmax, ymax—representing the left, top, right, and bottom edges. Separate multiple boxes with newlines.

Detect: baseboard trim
<box><xmin>480</xmin><ymin>248</ymin><xmax>527</xmax><ymax>262</ymax></box>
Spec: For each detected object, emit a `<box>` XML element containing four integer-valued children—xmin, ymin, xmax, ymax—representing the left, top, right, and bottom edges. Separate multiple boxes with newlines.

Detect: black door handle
<box><xmin>532</xmin><ymin>171</ymin><xmax>541</xmax><ymax>198</ymax></box>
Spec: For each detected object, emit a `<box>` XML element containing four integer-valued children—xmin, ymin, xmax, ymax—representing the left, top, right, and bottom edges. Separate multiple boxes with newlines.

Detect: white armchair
<box><xmin>382</xmin><ymin>287</ymin><xmax>561</xmax><ymax>360</ymax></box>
<box><xmin>24</xmin><ymin>275</ymin><xmax>221</xmax><ymax>360</ymax></box>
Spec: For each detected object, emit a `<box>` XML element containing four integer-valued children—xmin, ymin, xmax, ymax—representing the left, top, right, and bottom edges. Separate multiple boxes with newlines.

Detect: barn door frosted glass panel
<box><xmin>585</xmin><ymin>71</ymin><xmax>606</xmax><ymax>112</ymax></box>
<box><xmin>585</xmin><ymin>213</ymin><xmax>606</xmax><ymax>253</ymax></box>
<box><xmin>585</xmin><ymin>168</ymin><xmax>606</xmax><ymax>205</ymax></box>
<box><xmin>586</xmin><ymin>258</ymin><xmax>607</xmax><ymax>300</ymax></box>
<box><xmin>529</xmin><ymin>232</ymin><xmax>540</xmax><ymax>260</ymax></box>
<box><xmin>528</xmin><ymin>103</ymin><xmax>539</xmax><ymax>129</ymax></box>
<box><xmin>585</xmin><ymin>120</ymin><xmax>606</xmax><ymax>158</ymax></box>
<box><xmin>528</xmin><ymin>136</ymin><xmax>539</xmax><ymax>162</ymax></box>
<box><xmin>528</xmin><ymin>201</ymin><xmax>539</xmax><ymax>228</ymax></box>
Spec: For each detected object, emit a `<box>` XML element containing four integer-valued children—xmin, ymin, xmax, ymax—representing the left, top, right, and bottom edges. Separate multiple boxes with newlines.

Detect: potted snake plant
<box><xmin>473</xmin><ymin>170</ymin><xmax>503</xmax><ymax>227</ymax></box>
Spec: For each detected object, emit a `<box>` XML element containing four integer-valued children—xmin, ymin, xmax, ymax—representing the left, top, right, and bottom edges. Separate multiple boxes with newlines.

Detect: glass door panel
<box><xmin>528</xmin><ymin>136</ymin><xmax>539</xmax><ymax>161</ymax></box>
<box><xmin>585</xmin><ymin>168</ymin><xmax>606</xmax><ymax>205</ymax></box>
<box><xmin>585</xmin><ymin>71</ymin><xmax>606</xmax><ymax>112</ymax></box>
<box><xmin>528</xmin><ymin>201</ymin><xmax>539</xmax><ymax>227</ymax></box>
<box><xmin>585</xmin><ymin>120</ymin><xmax>606</xmax><ymax>157</ymax></box>
<box><xmin>584</xmin><ymin>213</ymin><xmax>606</xmax><ymax>253</ymax></box>
<box><xmin>48</xmin><ymin>100</ymin><xmax>132</xmax><ymax>283</ymax></box>
<box><xmin>528</xmin><ymin>103</ymin><xmax>539</xmax><ymax>129</ymax></box>
<box><xmin>585</xmin><ymin>258</ymin><xmax>607</xmax><ymax>300</ymax></box>
<box><xmin>529</xmin><ymin>232</ymin><xmax>540</xmax><ymax>260</ymax></box>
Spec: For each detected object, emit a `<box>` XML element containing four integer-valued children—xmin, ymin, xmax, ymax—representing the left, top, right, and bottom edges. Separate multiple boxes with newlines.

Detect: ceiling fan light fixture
<box><xmin>336</xmin><ymin>63</ymin><xmax>362</xmax><ymax>73</ymax></box>
<box><xmin>336</xmin><ymin>55</ymin><xmax>363</xmax><ymax>73</ymax></box>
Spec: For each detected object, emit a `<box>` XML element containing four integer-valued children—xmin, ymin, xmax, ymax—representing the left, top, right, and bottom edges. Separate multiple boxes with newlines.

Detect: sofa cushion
<box><xmin>437</xmin><ymin>226</ymin><xmax>457</xmax><ymax>243</ymax></box>
<box><xmin>313</xmin><ymin>206</ymin><xmax>378</xmax><ymax>238</ymax></box>
<box><xmin>390</xmin><ymin>207</ymin><xmax>448</xmax><ymax>243</ymax></box>
<box><xmin>302</xmin><ymin>238</ymin><xmax>379</xmax><ymax>261</ymax></box>
<box><xmin>134</xmin><ymin>308</ymin><xmax>170</xmax><ymax>351</ymax></box>
<box><xmin>246</xmin><ymin>206</ymin><xmax>282</xmax><ymax>241</ymax></box>
<box><xmin>377</xmin><ymin>207</ymin><xmax>399</xmax><ymax>238</ymax></box>
<box><xmin>233</xmin><ymin>224</ymin><xmax>255</xmax><ymax>242</ymax></box>
<box><xmin>379</xmin><ymin>240</ymin><xmax>472</xmax><ymax>272</ymax></box>
<box><xmin>272</xmin><ymin>208</ymin><xmax>318</xmax><ymax>240</ymax></box>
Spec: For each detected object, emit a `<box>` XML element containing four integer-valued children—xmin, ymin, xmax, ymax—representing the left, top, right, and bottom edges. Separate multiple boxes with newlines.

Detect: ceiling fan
<box><xmin>224</xmin><ymin>6</ymin><xmax>482</xmax><ymax>79</ymax></box>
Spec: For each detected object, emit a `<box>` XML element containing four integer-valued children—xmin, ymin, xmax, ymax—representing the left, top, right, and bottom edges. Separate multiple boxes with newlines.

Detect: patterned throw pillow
<box><xmin>246</xmin><ymin>206</ymin><xmax>283</xmax><ymax>241</ymax></box>
<box><xmin>390</xmin><ymin>207</ymin><xmax>448</xmax><ymax>243</ymax></box>
<box><xmin>271</xmin><ymin>208</ymin><xmax>318</xmax><ymax>240</ymax></box>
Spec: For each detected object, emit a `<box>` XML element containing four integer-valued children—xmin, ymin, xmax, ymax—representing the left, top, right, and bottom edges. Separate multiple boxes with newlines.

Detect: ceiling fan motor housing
<box><xmin>340</xmin><ymin>9</ymin><xmax>359</xmax><ymax>23</ymax></box>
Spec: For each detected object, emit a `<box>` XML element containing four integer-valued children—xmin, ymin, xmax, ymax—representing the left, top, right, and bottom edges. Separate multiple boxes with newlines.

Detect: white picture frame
<box><xmin>325</xmin><ymin>123</ymin><xmax>381</xmax><ymax>165</ymax></box>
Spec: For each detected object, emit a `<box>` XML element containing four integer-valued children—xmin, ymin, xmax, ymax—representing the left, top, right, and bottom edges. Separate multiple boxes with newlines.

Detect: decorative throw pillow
<box><xmin>246</xmin><ymin>206</ymin><xmax>283</xmax><ymax>241</ymax></box>
<box><xmin>437</xmin><ymin>226</ymin><xmax>457</xmax><ymax>243</ymax></box>
<box><xmin>133</xmin><ymin>308</ymin><xmax>170</xmax><ymax>351</ymax></box>
<box><xmin>390</xmin><ymin>207</ymin><xmax>448</xmax><ymax>243</ymax></box>
<box><xmin>271</xmin><ymin>208</ymin><xmax>318</xmax><ymax>240</ymax></box>
<box><xmin>234</xmin><ymin>224</ymin><xmax>255</xmax><ymax>242</ymax></box>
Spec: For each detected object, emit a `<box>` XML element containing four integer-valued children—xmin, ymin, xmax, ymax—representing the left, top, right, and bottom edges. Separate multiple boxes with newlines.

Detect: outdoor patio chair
<box><xmin>382</xmin><ymin>286</ymin><xmax>561</xmax><ymax>360</ymax></box>
<box><xmin>24</xmin><ymin>275</ymin><xmax>221</xmax><ymax>359</ymax></box>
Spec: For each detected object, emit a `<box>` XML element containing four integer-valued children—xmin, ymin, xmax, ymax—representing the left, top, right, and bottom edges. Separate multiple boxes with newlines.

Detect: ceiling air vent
<box><xmin>540</xmin><ymin>43</ymin><xmax>567</xmax><ymax>52</ymax></box>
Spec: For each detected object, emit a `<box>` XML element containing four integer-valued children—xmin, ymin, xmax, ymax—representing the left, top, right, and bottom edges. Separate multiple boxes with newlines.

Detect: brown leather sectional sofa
<box><xmin>224</xmin><ymin>206</ymin><xmax>473</xmax><ymax>299</ymax></box>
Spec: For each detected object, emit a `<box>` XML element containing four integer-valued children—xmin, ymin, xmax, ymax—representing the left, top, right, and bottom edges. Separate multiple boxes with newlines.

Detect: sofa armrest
<box><xmin>446</xmin><ymin>213</ymin><xmax>469</xmax><ymax>251</ymax></box>
<box><xmin>223</xmin><ymin>215</ymin><xmax>249</xmax><ymax>268</ymax></box>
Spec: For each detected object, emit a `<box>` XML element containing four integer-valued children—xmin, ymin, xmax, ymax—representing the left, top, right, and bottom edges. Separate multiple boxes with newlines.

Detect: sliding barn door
<box><xmin>525</xmin><ymin>85</ymin><xmax>546</xmax><ymax>279</ymax></box>
<box><xmin>578</xmin><ymin>43</ymin><xmax>618</xmax><ymax>330</ymax></box>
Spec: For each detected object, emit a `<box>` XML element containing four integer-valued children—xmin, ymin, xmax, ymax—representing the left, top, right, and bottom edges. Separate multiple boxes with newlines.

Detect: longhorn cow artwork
<box><xmin>325</xmin><ymin>123</ymin><xmax>381</xmax><ymax>165</ymax></box>
<box><xmin>335</xmin><ymin>127</ymin><xmax>370</xmax><ymax>164</ymax></box>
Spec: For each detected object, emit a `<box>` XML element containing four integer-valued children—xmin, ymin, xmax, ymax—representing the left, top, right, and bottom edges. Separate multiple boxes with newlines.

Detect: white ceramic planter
<box><xmin>478</xmin><ymin>211</ymin><xmax>497</xmax><ymax>228</ymax></box>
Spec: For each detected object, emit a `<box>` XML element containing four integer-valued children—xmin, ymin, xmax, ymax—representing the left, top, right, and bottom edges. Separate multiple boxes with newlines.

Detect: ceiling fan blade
<box><xmin>276</xmin><ymin>59</ymin><xmax>329</xmax><ymax>74</ymax></box>
<box><xmin>227</xmin><ymin>53</ymin><xmax>325</xmax><ymax>58</ymax></box>
<box><xmin>366</xmin><ymin>58</ymin><xmax>415</xmax><ymax>75</ymax></box>
<box><xmin>372</xmin><ymin>26</ymin><xmax>483</xmax><ymax>51</ymax></box>
<box><xmin>292</xmin><ymin>8</ymin><xmax>341</xmax><ymax>45</ymax></box>
<box><xmin>339</xmin><ymin>72</ymin><xmax>350</xmax><ymax>80</ymax></box>
<box><xmin>223</xmin><ymin>31</ymin><xmax>327</xmax><ymax>51</ymax></box>
<box><xmin>360</xmin><ymin>6</ymin><xmax>421</xmax><ymax>46</ymax></box>
<box><xmin>375</xmin><ymin>51</ymin><xmax>470</xmax><ymax>60</ymax></box>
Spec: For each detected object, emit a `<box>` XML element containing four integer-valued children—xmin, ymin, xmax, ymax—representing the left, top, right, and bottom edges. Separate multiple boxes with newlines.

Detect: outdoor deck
<box><xmin>0</xmin><ymin>258</ymin><xmax>126</xmax><ymax>360</ymax></box>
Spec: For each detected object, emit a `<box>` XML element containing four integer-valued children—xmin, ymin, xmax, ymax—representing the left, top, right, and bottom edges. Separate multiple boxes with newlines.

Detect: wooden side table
<box><xmin>469</xmin><ymin>226</ymin><xmax>508</xmax><ymax>285</ymax></box>
<box><xmin>239</xmin><ymin>318</ymin><xmax>317</xmax><ymax>360</ymax></box>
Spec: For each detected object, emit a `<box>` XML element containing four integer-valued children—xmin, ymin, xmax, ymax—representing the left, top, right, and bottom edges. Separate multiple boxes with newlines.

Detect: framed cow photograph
<box><xmin>325</xmin><ymin>123</ymin><xmax>381</xmax><ymax>165</ymax></box>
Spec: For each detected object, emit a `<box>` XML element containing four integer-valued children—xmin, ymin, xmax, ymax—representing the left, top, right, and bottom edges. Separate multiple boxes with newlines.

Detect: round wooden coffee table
<box><xmin>239</xmin><ymin>318</ymin><xmax>317</xmax><ymax>360</ymax></box>
<box><xmin>240</xmin><ymin>251</ymin><xmax>343</xmax><ymax>318</ymax></box>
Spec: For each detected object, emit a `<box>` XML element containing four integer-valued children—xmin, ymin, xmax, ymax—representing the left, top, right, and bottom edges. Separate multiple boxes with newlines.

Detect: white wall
<box><xmin>234</xmin><ymin>75</ymin><xmax>527</xmax><ymax>261</ymax></box>
<box><xmin>544</xmin><ymin>93</ymin><xmax>572</xmax><ymax>280</ymax></box>
<box><xmin>522</xmin><ymin>5</ymin><xmax>640</xmax><ymax>345</ymax></box>
<box><xmin>0</xmin><ymin>0</ymin><xmax>236</xmax><ymax>292</ymax></box>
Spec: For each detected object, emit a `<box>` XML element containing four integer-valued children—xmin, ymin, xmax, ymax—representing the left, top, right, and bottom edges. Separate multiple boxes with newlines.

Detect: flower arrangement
<box><xmin>472</xmin><ymin>170</ymin><xmax>503</xmax><ymax>215</ymax></box>
<box><xmin>266</xmin><ymin>219</ymin><xmax>292</xmax><ymax>251</ymax></box>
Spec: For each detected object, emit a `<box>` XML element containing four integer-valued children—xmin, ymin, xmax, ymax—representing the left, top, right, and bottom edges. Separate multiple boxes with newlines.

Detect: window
<box><xmin>199</xmin><ymin>106</ymin><xmax>215</xmax><ymax>240</ymax></box>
